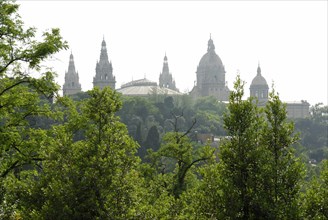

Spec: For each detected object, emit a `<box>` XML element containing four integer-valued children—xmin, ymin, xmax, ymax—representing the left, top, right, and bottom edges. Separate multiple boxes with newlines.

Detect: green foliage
<box><xmin>0</xmin><ymin>0</ymin><xmax>67</xmax><ymax>182</ymax></box>
<box><xmin>260</xmin><ymin>88</ymin><xmax>305</xmax><ymax>219</ymax></box>
<box><xmin>218</xmin><ymin>75</ymin><xmax>265</xmax><ymax>219</ymax></box>
<box><xmin>294</xmin><ymin>103</ymin><xmax>328</xmax><ymax>164</ymax></box>
<box><xmin>4</xmin><ymin>88</ymin><xmax>142</xmax><ymax>219</ymax></box>
<box><xmin>303</xmin><ymin>160</ymin><xmax>328</xmax><ymax>219</ymax></box>
<box><xmin>0</xmin><ymin>1</ymin><xmax>67</xmax><ymax>74</ymax></box>
<box><xmin>0</xmin><ymin>1</ymin><xmax>322</xmax><ymax>218</ymax></box>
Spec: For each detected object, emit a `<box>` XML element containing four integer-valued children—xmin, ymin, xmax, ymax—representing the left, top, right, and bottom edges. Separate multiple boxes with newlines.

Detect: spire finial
<box><xmin>257</xmin><ymin>62</ymin><xmax>261</xmax><ymax>76</ymax></box>
<box><xmin>207</xmin><ymin>34</ymin><xmax>215</xmax><ymax>52</ymax></box>
<box><xmin>164</xmin><ymin>52</ymin><xmax>168</xmax><ymax>61</ymax></box>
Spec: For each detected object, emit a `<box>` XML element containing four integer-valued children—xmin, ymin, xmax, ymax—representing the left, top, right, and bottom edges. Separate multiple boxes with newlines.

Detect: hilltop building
<box><xmin>62</xmin><ymin>35</ymin><xmax>311</xmax><ymax>119</ymax></box>
<box><xmin>249</xmin><ymin>65</ymin><xmax>310</xmax><ymax>119</ymax></box>
<box><xmin>190</xmin><ymin>36</ymin><xmax>230</xmax><ymax>101</ymax></box>
<box><xmin>63</xmin><ymin>53</ymin><xmax>82</xmax><ymax>96</ymax></box>
<box><xmin>159</xmin><ymin>54</ymin><xmax>178</xmax><ymax>91</ymax></box>
<box><xmin>93</xmin><ymin>38</ymin><xmax>116</xmax><ymax>90</ymax></box>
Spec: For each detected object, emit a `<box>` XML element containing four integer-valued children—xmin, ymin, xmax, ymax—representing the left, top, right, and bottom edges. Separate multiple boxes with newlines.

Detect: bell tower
<box><xmin>159</xmin><ymin>53</ymin><xmax>177</xmax><ymax>91</ymax></box>
<box><xmin>93</xmin><ymin>38</ymin><xmax>116</xmax><ymax>90</ymax></box>
<box><xmin>63</xmin><ymin>52</ymin><xmax>82</xmax><ymax>96</ymax></box>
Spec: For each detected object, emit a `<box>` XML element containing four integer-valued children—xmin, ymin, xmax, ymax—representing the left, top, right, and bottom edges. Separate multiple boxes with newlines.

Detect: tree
<box><xmin>0</xmin><ymin>0</ymin><xmax>67</xmax><ymax>75</ymax></box>
<box><xmin>261</xmin><ymin>88</ymin><xmax>304</xmax><ymax>219</ymax></box>
<box><xmin>217</xmin><ymin>76</ymin><xmax>304</xmax><ymax>219</ymax></box>
<box><xmin>152</xmin><ymin>114</ymin><xmax>214</xmax><ymax>198</ymax></box>
<box><xmin>5</xmin><ymin>87</ymin><xmax>142</xmax><ymax>219</ymax></box>
<box><xmin>0</xmin><ymin>0</ymin><xmax>67</xmax><ymax>175</ymax></box>
<box><xmin>0</xmin><ymin>1</ymin><xmax>67</xmax><ymax>213</ymax></box>
<box><xmin>294</xmin><ymin>103</ymin><xmax>328</xmax><ymax>164</ymax></box>
<box><xmin>218</xmin><ymin>75</ymin><xmax>265</xmax><ymax>219</ymax></box>
<box><xmin>303</xmin><ymin>160</ymin><xmax>328</xmax><ymax>219</ymax></box>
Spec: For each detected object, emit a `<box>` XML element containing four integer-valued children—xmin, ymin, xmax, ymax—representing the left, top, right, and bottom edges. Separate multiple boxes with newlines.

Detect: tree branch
<box><xmin>1</xmin><ymin>160</ymin><xmax>19</xmax><ymax>178</ymax></box>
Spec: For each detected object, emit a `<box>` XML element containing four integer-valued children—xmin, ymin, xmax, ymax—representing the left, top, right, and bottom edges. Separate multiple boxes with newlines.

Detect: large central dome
<box><xmin>190</xmin><ymin>36</ymin><xmax>229</xmax><ymax>101</ymax></box>
<box><xmin>197</xmin><ymin>37</ymin><xmax>225</xmax><ymax>74</ymax></box>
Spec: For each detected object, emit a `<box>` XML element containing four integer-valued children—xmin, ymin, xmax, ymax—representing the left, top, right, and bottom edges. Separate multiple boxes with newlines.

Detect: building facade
<box><xmin>63</xmin><ymin>53</ymin><xmax>82</xmax><ymax>96</ymax></box>
<box><xmin>190</xmin><ymin>36</ymin><xmax>230</xmax><ymax>101</ymax></box>
<box><xmin>93</xmin><ymin>38</ymin><xmax>116</xmax><ymax>90</ymax></box>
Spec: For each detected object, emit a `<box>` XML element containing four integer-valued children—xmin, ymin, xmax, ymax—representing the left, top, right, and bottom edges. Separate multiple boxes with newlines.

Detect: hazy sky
<box><xmin>18</xmin><ymin>1</ymin><xmax>327</xmax><ymax>105</ymax></box>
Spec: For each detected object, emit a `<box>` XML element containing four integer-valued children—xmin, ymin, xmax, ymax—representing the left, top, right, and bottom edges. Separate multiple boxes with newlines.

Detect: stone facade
<box><xmin>63</xmin><ymin>53</ymin><xmax>82</xmax><ymax>96</ymax></box>
<box><xmin>190</xmin><ymin>36</ymin><xmax>230</xmax><ymax>101</ymax></box>
<box><xmin>93</xmin><ymin>38</ymin><xmax>116</xmax><ymax>90</ymax></box>
<box><xmin>286</xmin><ymin>101</ymin><xmax>310</xmax><ymax>119</ymax></box>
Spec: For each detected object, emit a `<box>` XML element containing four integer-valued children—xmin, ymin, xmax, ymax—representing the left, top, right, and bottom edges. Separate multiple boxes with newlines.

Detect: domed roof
<box><xmin>198</xmin><ymin>37</ymin><xmax>224</xmax><ymax>72</ymax></box>
<box><xmin>251</xmin><ymin>65</ymin><xmax>268</xmax><ymax>86</ymax></box>
<box><xmin>117</xmin><ymin>78</ymin><xmax>181</xmax><ymax>96</ymax></box>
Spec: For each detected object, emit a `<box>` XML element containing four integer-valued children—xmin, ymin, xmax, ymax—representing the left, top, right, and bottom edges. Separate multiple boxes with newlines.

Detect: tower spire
<box><xmin>159</xmin><ymin>53</ymin><xmax>177</xmax><ymax>91</ymax></box>
<box><xmin>63</xmin><ymin>52</ymin><xmax>82</xmax><ymax>96</ymax></box>
<box><xmin>257</xmin><ymin>61</ymin><xmax>261</xmax><ymax>76</ymax></box>
<box><xmin>207</xmin><ymin>34</ymin><xmax>215</xmax><ymax>52</ymax></box>
<box><xmin>93</xmin><ymin>38</ymin><xmax>115</xmax><ymax>90</ymax></box>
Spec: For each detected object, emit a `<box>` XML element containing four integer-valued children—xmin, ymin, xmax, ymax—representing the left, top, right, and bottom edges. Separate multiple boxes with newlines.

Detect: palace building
<box><xmin>63</xmin><ymin>36</ymin><xmax>310</xmax><ymax>118</ymax></box>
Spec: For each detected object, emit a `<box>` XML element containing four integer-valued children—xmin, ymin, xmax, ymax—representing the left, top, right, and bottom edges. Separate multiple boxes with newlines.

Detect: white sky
<box><xmin>18</xmin><ymin>1</ymin><xmax>327</xmax><ymax>105</ymax></box>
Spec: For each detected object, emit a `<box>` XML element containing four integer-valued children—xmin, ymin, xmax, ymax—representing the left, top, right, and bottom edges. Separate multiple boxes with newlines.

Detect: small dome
<box><xmin>251</xmin><ymin>74</ymin><xmax>268</xmax><ymax>86</ymax></box>
<box><xmin>250</xmin><ymin>66</ymin><xmax>268</xmax><ymax>87</ymax></box>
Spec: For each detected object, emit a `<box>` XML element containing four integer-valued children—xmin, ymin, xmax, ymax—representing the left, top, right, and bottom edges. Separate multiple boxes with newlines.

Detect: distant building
<box><xmin>249</xmin><ymin>65</ymin><xmax>310</xmax><ymax>118</ymax></box>
<box><xmin>285</xmin><ymin>101</ymin><xmax>310</xmax><ymax>119</ymax></box>
<box><xmin>116</xmin><ymin>78</ymin><xmax>181</xmax><ymax>97</ymax></box>
<box><xmin>93</xmin><ymin>38</ymin><xmax>116</xmax><ymax>90</ymax></box>
<box><xmin>63</xmin><ymin>35</ymin><xmax>311</xmax><ymax>116</ymax></box>
<box><xmin>63</xmin><ymin>53</ymin><xmax>82</xmax><ymax>96</ymax></box>
<box><xmin>159</xmin><ymin>54</ymin><xmax>178</xmax><ymax>91</ymax></box>
<box><xmin>190</xmin><ymin>36</ymin><xmax>230</xmax><ymax>101</ymax></box>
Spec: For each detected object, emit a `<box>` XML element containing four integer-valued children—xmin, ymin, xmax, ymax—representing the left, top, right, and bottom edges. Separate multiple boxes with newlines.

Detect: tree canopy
<box><xmin>0</xmin><ymin>1</ymin><xmax>326</xmax><ymax>219</ymax></box>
